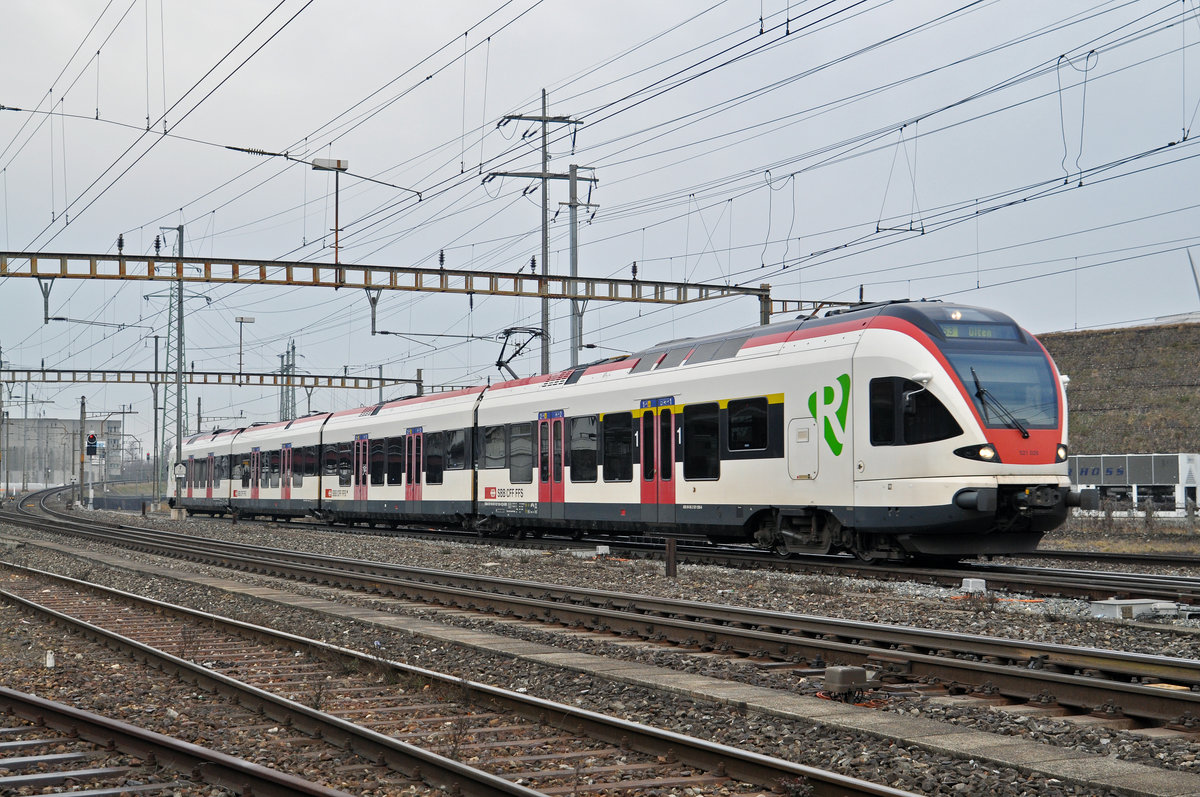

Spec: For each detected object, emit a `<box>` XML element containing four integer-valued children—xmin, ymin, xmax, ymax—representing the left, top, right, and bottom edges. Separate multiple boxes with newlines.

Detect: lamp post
<box><xmin>235</xmin><ymin>316</ymin><xmax>255</xmax><ymax>375</ymax></box>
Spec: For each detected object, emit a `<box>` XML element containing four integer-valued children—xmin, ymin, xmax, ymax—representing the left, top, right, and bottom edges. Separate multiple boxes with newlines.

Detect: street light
<box><xmin>235</xmin><ymin>316</ymin><xmax>255</xmax><ymax>375</ymax></box>
<box><xmin>225</xmin><ymin>146</ymin><xmax>421</xmax><ymax>268</ymax></box>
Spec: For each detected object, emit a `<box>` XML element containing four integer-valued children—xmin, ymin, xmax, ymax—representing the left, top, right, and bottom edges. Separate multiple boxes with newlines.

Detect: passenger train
<box><xmin>172</xmin><ymin>300</ymin><xmax>1098</xmax><ymax>562</ymax></box>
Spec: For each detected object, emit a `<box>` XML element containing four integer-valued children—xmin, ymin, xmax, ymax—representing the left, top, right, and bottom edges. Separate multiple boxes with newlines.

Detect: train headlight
<box><xmin>954</xmin><ymin>444</ymin><xmax>999</xmax><ymax>463</ymax></box>
<box><xmin>1056</xmin><ymin>444</ymin><xmax>1068</xmax><ymax>462</ymax></box>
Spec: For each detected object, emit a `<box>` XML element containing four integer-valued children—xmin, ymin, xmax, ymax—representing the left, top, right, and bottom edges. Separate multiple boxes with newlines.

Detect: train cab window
<box><xmin>386</xmin><ymin>437</ymin><xmax>405</xmax><ymax>485</ymax></box>
<box><xmin>483</xmin><ymin>425</ymin><xmax>506</xmax><ymax>468</ymax></box>
<box><xmin>569</xmin><ymin>416</ymin><xmax>598</xmax><ymax>482</ymax></box>
<box><xmin>369</xmin><ymin>438</ymin><xmax>386</xmax><ymax>485</ymax></box>
<box><xmin>728</xmin><ymin>397</ymin><xmax>769</xmax><ymax>450</ymax></box>
<box><xmin>446</xmin><ymin>429</ymin><xmax>466</xmax><ymax>470</ymax></box>
<box><xmin>602</xmin><ymin>412</ymin><xmax>633</xmax><ymax>482</ymax></box>
<box><xmin>425</xmin><ymin>432</ymin><xmax>445</xmax><ymax>485</ymax></box>
<box><xmin>683</xmin><ymin>402</ymin><xmax>720</xmax><ymax>480</ymax></box>
<box><xmin>268</xmin><ymin>450</ymin><xmax>281</xmax><ymax>488</ymax></box>
<box><xmin>509</xmin><ymin>423</ymin><xmax>533</xmax><ymax>483</ymax></box>
<box><xmin>869</xmin><ymin>377</ymin><xmax>962</xmax><ymax>446</ymax></box>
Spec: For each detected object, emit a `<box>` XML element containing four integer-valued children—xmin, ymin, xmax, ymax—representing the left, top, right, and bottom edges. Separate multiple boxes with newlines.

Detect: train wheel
<box><xmin>773</xmin><ymin>541</ymin><xmax>794</xmax><ymax>559</ymax></box>
<box><xmin>854</xmin><ymin>549</ymin><xmax>881</xmax><ymax>565</ymax></box>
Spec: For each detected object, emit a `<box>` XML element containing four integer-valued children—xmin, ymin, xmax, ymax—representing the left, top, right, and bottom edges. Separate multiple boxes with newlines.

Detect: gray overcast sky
<box><xmin>1</xmin><ymin>0</ymin><xmax>1196</xmax><ymax>456</ymax></box>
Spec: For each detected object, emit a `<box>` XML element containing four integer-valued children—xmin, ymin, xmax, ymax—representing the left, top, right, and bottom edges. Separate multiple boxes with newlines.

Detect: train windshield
<box><xmin>942</xmin><ymin>351</ymin><xmax>1059</xmax><ymax>430</ymax></box>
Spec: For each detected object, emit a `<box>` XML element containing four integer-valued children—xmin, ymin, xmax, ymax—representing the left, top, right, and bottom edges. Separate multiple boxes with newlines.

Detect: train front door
<box><xmin>353</xmin><ymin>434</ymin><xmax>369</xmax><ymax>502</ymax></box>
<box><xmin>281</xmin><ymin>445</ymin><xmax>293</xmax><ymax>500</ymax></box>
<box><xmin>639</xmin><ymin>401</ymin><xmax>676</xmax><ymax>524</ymax></box>
<box><xmin>537</xmin><ymin>412</ymin><xmax>565</xmax><ymax>521</ymax></box>
<box><xmin>250</xmin><ymin>449</ymin><xmax>261</xmax><ymax>501</ymax></box>
<box><xmin>405</xmin><ymin>430</ymin><xmax>423</xmax><ymax>511</ymax></box>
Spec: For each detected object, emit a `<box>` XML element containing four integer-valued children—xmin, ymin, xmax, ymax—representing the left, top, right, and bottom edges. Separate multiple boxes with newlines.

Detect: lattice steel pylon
<box><xmin>148</xmin><ymin>226</ymin><xmax>192</xmax><ymax>471</ymax></box>
<box><xmin>278</xmin><ymin>339</ymin><xmax>297</xmax><ymax>421</ymax></box>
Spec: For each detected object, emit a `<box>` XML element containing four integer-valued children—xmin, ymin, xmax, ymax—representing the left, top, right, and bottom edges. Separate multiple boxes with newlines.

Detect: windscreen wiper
<box><xmin>970</xmin><ymin>367</ymin><xmax>1030</xmax><ymax>439</ymax></box>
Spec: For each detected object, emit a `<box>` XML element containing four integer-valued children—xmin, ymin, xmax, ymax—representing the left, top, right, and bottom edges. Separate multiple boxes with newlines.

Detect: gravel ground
<box><xmin>3</xmin><ymin>508</ymin><xmax>1198</xmax><ymax>796</ymax></box>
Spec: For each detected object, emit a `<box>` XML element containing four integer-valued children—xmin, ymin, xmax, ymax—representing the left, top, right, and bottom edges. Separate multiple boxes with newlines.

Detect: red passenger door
<box><xmin>205</xmin><ymin>454</ymin><xmax>214</xmax><ymax>499</ymax></box>
<box><xmin>353</xmin><ymin>434</ymin><xmax>369</xmax><ymax>501</ymax></box>
<box><xmin>405</xmin><ymin>429</ymin><xmax>423</xmax><ymax>508</ymax></box>
<box><xmin>250</xmin><ymin>448</ymin><xmax>261</xmax><ymax>500</ymax></box>
<box><xmin>186</xmin><ymin>456</ymin><xmax>194</xmax><ymax>499</ymax></box>
<box><xmin>281</xmin><ymin>445</ymin><xmax>293</xmax><ymax>500</ymax></box>
<box><xmin>537</xmin><ymin>412</ymin><xmax>565</xmax><ymax>521</ymax></box>
<box><xmin>639</xmin><ymin>400</ymin><xmax>676</xmax><ymax>524</ymax></box>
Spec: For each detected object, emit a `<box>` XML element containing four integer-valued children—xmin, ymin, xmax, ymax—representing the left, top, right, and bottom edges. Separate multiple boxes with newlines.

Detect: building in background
<box><xmin>0</xmin><ymin>415</ymin><xmax>132</xmax><ymax>496</ymax></box>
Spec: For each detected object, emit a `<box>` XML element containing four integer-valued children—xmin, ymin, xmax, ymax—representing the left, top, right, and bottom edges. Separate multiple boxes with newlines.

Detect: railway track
<box><xmin>219</xmin><ymin>509</ymin><xmax>1200</xmax><ymax>604</ymax></box>
<box><xmin>0</xmin><ymin>561</ymin><xmax>915</xmax><ymax>797</ymax></box>
<box><xmin>0</xmin><ymin>688</ymin><xmax>354</xmax><ymax>796</ymax></box>
<box><xmin>8</xmin><ymin>494</ymin><xmax>1200</xmax><ymax>732</ymax></box>
<box><xmin>32</xmin><ymin>486</ymin><xmax>1200</xmax><ymax>602</ymax></box>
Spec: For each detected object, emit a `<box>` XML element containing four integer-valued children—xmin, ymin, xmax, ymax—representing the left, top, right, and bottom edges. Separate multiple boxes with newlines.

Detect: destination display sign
<box><xmin>937</xmin><ymin>322</ymin><xmax>1019</xmax><ymax>340</ymax></box>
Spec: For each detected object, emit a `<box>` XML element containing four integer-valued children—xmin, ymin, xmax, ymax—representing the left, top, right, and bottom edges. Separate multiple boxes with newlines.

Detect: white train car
<box><xmin>174</xmin><ymin>300</ymin><xmax>1097</xmax><ymax>561</ymax></box>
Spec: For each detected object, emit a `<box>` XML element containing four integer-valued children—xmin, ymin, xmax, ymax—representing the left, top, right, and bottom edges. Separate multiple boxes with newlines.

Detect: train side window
<box><xmin>292</xmin><ymin>449</ymin><xmax>304</xmax><ymax>488</ymax></box>
<box><xmin>331</xmin><ymin>442</ymin><xmax>352</xmax><ymax>487</ymax></box>
<box><xmin>728</xmin><ymin>397</ymin><xmax>768</xmax><ymax>450</ymax></box>
<box><xmin>683</xmin><ymin>402</ymin><xmax>720</xmax><ymax>480</ymax></box>
<box><xmin>483</xmin><ymin>425</ymin><xmax>506</xmax><ymax>468</ymax></box>
<box><xmin>370</xmin><ymin>438</ymin><xmax>387</xmax><ymax>485</ymax></box>
<box><xmin>570</xmin><ymin>416</ymin><xmax>597</xmax><ymax>482</ymax></box>
<box><xmin>432</xmin><ymin>432</ymin><xmax>451</xmax><ymax>482</ymax></box>
<box><xmin>509</xmin><ymin>423</ymin><xmax>533</xmax><ymax>483</ymax></box>
<box><xmin>446</xmin><ymin>429</ymin><xmax>466</xmax><ymax>470</ymax></box>
<box><xmin>425</xmin><ymin>432</ymin><xmax>445</xmax><ymax>485</ymax></box>
<box><xmin>322</xmin><ymin>445</ymin><xmax>337</xmax><ymax>480</ymax></box>
<box><xmin>387</xmin><ymin>437</ymin><xmax>405</xmax><ymax>484</ymax></box>
<box><xmin>870</xmin><ymin>379</ymin><xmax>897</xmax><ymax>445</ymax></box>
<box><xmin>259</xmin><ymin>452</ymin><xmax>270</xmax><ymax>488</ymax></box>
<box><xmin>305</xmin><ymin>446</ymin><xmax>319</xmax><ymax>477</ymax></box>
<box><xmin>602</xmin><ymin>412</ymin><xmax>633</xmax><ymax>482</ymax></box>
<box><xmin>268</xmin><ymin>449</ymin><xmax>281</xmax><ymax>488</ymax></box>
<box><xmin>237</xmin><ymin>456</ymin><xmax>250</xmax><ymax>488</ymax></box>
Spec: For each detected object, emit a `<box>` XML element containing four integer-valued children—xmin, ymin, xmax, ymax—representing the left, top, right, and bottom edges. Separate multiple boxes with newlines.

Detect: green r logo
<box><xmin>808</xmin><ymin>373</ymin><xmax>850</xmax><ymax>456</ymax></box>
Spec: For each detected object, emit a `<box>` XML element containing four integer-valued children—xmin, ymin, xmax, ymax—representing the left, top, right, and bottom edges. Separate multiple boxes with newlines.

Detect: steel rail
<box><xmin>7</xmin><ymin>509</ymin><xmax>1200</xmax><ymax>729</ymax></box>
<box><xmin>0</xmin><ymin>688</ymin><xmax>355</xmax><ymax>797</ymax></box>
<box><xmin>0</xmin><ymin>562</ymin><xmax>916</xmax><ymax>797</ymax></box>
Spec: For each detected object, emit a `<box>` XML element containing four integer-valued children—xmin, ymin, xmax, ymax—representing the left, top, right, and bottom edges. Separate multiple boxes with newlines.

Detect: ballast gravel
<box><xmin>2</xmin><ymin>508</ymin><xmax>1198</xmax><ymax>796</ymax></box>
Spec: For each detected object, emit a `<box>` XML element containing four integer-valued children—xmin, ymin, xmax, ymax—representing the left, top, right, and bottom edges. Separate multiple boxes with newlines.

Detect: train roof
<box><xmin>192</xmin><ymin>300</ymin><xmax>1026</xmax><ymax>433</ymax></box>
